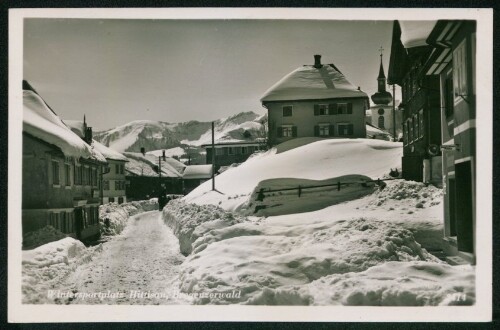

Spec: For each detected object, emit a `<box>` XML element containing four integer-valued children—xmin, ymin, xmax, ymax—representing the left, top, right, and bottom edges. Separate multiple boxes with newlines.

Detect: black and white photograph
<box><xmin>7</xmin><ymin>7</ymin><xmax>493</xmax><ymax>322</ymax></box>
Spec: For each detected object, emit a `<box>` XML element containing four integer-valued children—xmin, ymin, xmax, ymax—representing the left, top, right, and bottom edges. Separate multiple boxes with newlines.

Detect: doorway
<box><xmin>455</xmin><ymin>161</ymin><xmax>474</xmax><ymax>253</ymax></box>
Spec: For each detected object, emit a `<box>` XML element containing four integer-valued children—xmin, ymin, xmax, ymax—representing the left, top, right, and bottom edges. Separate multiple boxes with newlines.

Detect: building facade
<box><xmin>261</xmin><ymin>55</ymin><xmax>369</xmax><ymax>146</ymax></box>
<box><xmin>388</xmin><ymin>21</ymin><xmax>443</xmax><ymax>184</ymax></box>
<box><xmin>101</xmin><ymin>159</ymin><xmax>127</xmax><ymax>204</ymax></box>
<box><xmin>425</xmin><ymin>20</ymin><xmax>477</xmax><ymax>264</ymax></box>
<box><xmin>203</xmin><ymin>142</ymin><xmax>262</xmax><ymax>171</ymax></box>
<box><xmin>22</xmin><ymin>82</ymin><xmax>105</xmax><ymax>243</ymax></box>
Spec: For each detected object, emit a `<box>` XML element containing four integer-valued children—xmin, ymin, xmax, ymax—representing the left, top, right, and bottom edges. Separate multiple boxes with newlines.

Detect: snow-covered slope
<box><xmin>94</xmin><ymin>111</ymin><xmax>265</xmax><ymax>153</ymax></box>
<box><xmin>184</xmin><ymin>138</ymin><xmax>403</xmax><ymax>211</ymax></box>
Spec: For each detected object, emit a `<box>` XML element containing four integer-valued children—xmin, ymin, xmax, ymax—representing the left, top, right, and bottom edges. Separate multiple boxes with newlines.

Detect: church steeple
<box><xmin>371</xmin><ymin>47</ymin><xmax>393</xmax><ymax>105</ymax></box>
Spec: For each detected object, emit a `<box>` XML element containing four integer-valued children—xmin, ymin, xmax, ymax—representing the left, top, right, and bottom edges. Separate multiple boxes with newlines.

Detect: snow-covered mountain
<box><xmin>93</xmin><ymin>111</ymin><xmax>266</xmax><ymax>153</ymax></box>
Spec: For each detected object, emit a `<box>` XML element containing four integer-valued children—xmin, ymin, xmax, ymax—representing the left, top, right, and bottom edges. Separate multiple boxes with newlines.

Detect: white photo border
<box><xmin>8</xmin><ymin>7</ymin><xmax>493</xmax><ymax>323</ymax></box>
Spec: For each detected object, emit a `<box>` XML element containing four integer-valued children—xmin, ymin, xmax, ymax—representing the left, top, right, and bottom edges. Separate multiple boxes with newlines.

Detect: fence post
<box><xmin>337</xmin><ymin>181</ymin><xmax>341</xmax><ymax>191</ymax></box>
<box><xmin>256</xmin><ymin>188</ymin><xmax>265</xmax><ymax>202</ymax></box>
<box><xmin>298</xmin><ymin>185</ymin><xmax>302</xmax><ymax>197</ymax></box>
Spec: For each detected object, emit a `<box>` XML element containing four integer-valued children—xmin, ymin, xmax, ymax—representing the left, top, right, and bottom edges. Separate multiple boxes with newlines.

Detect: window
<box><xmin>318</xmin><ymin>123</ymin><xmax>330</xmax><ymax>136</ymax></box>
<box><xmin>313</xmin><ymin>104</ymin><xmax>329</xmax><ymax>116</ymax></box>
<box><xmin>103</xmin><ymin>180</ymin><xmax>109</xmax><ymax>190</ymax></box>
<box><xmin>413</xmin><ymin>114</ymin><xmax>419</xmax><ymax>141</ymax></box>
<box><xmin>116</xmin><ymin>181</ymin><xmax>125</xmax><ymax>190</ymax></box>
<box><xmin>419</xmin><ymin>109</ymin><xmax>424</xmax><ymax>138</ymax></box>
<box><xmin>64</xmin><ymin>164</ymin><xmax>71</xmax><ymax>186</ymax></box>
<box><xmin>337</xmin><ymin>103</ymin><xmax>352</xmax><ymax>114</ymax></box>
<box><xmin>453</xmin><ymin>39</ymin><xmax>467</xmax><ymax>99</ymax></box>
<box><xmin>215</xmin><ymin>148</ymin><xmax>224</xmax><ymax>156</ymax></box>
<box><xmin>74</xmin><ymin>165</ymin><xmax>82</xmax><ymax>185</ymax></box>
<box><xmin>444</xmin><ymin>71</ymin><xmax>454</xmax><ymax>118</ymax></box>
<box><xmin>228</xmin><ymin>147</ymin><xmax>235</xmax><ymax>155</ymax></box>
<box><xmin>282</xmin><ymin>126</ymin><xmax>293</xmax><ymax>137</ymax></box>
<box><xmin>277</xmin><ymin>125</ymin><xmax>296</xmax><ymax>138</ymax></box>
<box><xmin>338</xmin><ymin>123</ymin><xmax>354</xmax><ymax>136</ymax></box>
<box><xmin>241</xmin><ymin>147</ymin><xmax>248</xmax><ymax>154</ymax></box>
<box><xmin>52</xmin><ymin>160</ymin><xmax>60</xmax><ymax>185</ymax></box>
<box><xmin>118</xmin><ymin>197</ymin><xmax>124</xmax><ymax>204</ymax></box>
<box><xmin>282</xmin><ymin>106</ymin><xmax>293</xmax><ymax>117</ymax></box>
<box><xmin>91</xmin><ymin>168</ymin><xmax>98</xmax><ymax>186</ymax></box>
<box><xmin>109</xmin><ymin>197</ymin><xmax>115</xmax><ymax>203</ymax></box>
<box><xmin>378</xmin><ymin>116</ymin><xmax>385</xmax><ymax>129</ymax></box>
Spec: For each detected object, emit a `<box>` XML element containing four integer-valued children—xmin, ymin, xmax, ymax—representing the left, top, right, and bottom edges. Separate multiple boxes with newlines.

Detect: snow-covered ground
<box><xmin>22</xmin><ymin>200</ymin><xmax>160</xmax><ymax>303</ymax></box>
<box><xmin>158</xmin><ymin>138</ymin><xmax>474</xmax><ymax>305</ymax></box>
<box><xmin>184</xmin><ymin>138</ymin><xmax>403</xmax><ymax>211</ymax></box>
<box><xmin>60</xmin><ymin>211</ymin><xmax>189</xmax><ymax>305</ymax></box>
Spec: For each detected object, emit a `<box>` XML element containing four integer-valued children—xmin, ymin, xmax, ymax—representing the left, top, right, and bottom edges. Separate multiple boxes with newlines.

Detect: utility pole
<box><xmin>211</xmin><ymin>121</ymin><xmax>215</xmax><ymax>191</ymax></box>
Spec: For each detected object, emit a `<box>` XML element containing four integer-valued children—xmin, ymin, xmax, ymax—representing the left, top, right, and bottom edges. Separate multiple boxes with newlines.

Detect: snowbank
<box><xmin>99</xmin><ymin>199</ymin><xmax>158</xmax><ymax>237</ymax></box>
<box><xmin>162</xmin><ymin>200</ymin><xmax>245</xmax><ymax>255</ymax></box>
<box><xmin>23</xmin><ymin>226</ymin><xmax>68</xmax><ymax>250</ymax></box>
<box><xmin>184</xmin><ymin>138</ymin><xmax>402</xmax><ymax>211</ymax></box>
<box><xmin>162</xmin><ymin>197</ymin><xmax>451</xmax><ymax>305</ymax></box>
<box><xmin>176</xmin><ymin>216</ymin><xmax>442</xmax><ymax>305</ymax></box>
<box><xmin>22</xmin><ymin>237</ymin><xmax>103</xmax><ymax>304</ymax></box>
<box><xmin>247</xmin><ymin>261</ymin><xmax>475</xmax><ymax>306</ymax></box>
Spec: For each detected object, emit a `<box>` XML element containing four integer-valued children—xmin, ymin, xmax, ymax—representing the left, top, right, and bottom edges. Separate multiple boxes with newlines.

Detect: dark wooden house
<box><xmin>388</xmin><ymin>21</ymin><xmax>442</xmax><ymax>184</ymax></box>
<box><xmin>22</xmin><ymin>81</ymin><xmax>106</xmax><ymax>244</ymax></box>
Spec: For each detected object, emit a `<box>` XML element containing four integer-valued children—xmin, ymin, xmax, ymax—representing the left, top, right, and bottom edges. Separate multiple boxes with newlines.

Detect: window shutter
<box><xmin>347</xmin><ymin>103</ymin><xmax>353</xmax><ymax>114</ymax></box>
<box><xmin>292</xmin><ymin>126</ymin><xmax>297</xmax><ymax>137</ymax></box>
<box><xmin>329</xmin><ymin>104</ymin><xmax>337</xmax><ymax>115</ymax></box>
<box><xmin>314</xmin><ymin>105</ymin><xmax>319</xmax><ymax>116</ymax></box>
<box><xmin>329</xmin><ymin>124</ymin><xmax>335</xmax><ymax>136</ymax></box>
<box><xmin>277</xmin><ymin>126</ymin><xmax>283</xmax><ymax>138</ymax></box>
<box><xmin>348</xmin><ymin>124</ymin><xmax>354</xmax><ymax>135</ymax></box>
<box><xmin>314</xmin><ymin>125</ymin><xmax>319</xmax><ymax>137</ymax></box>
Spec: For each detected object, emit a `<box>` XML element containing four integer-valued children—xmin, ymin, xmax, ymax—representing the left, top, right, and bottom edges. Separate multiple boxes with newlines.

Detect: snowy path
<box><xmin>62</xmin><ymin>211</ymin><xmax>189</xmax><ymax>305</ymax></box>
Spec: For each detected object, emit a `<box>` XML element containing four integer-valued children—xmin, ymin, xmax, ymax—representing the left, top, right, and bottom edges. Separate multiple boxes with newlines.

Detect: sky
<box><xmin>24</xmin><ymin>19</ymin><xmax>398</xmax><ymax>131</ymax></box>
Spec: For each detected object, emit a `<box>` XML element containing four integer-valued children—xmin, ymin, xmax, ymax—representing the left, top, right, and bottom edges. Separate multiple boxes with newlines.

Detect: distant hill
<box><xmin>94</xmin><ymin>111</ymin><xmax>267</xmax><ymax>154</ymax></box>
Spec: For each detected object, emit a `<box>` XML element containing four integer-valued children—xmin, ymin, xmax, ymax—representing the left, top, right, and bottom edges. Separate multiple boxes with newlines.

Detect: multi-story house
<box><xmin>22</xmin><ymin>81</ymin><xmax>106</xmax><ymax>243</ymax></box>
<box><xmin>67</xmin><ymin>120</ymin><xmax>129</xmax><ymax>205</ymax></box>
<box><xmin>425</xmin><ymin>20</ymin><xmax>477</xmax><ymax>264</ymax></box>
<box><xmin>388</xmin><ymin>21</ymin><xmax>442</xmax><ymax>184</ymax></box>
<box><xmin>261</xmin><ymin>55</ymin><xmax>369</xmax><ymax>146</ymax></box>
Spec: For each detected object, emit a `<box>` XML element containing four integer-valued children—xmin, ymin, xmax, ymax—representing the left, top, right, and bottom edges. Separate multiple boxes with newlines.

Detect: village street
<box><xmin>59</xmin><ymin>211</ymin><xmax>190</xmax><ymax>305</ymax></box>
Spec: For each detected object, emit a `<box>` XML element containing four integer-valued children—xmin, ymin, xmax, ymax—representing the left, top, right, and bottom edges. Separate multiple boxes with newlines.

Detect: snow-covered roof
<box><xmin>182</xmin><ymin>165</ymin><xmax>213</xmax><ymax>180</ymax></box>
<box><xmin>399</xmin><ymin>21</ymin><xmax>438</xmax><ymax>48</ymax></box>
<box><xmin>123</xmin><ymin>152</ymin><xmax>182</xmax><ymax>177</ymax></box>
<box><xmin>261</xmin><ymin>64</ymin><xmax>368</xmax><ymax>103</ymax></box>
<box><xmin>93</xmin><ymin>140</ymin><xmax>128</xmax><ymax>162</ymax></box>
<box><xmin>23</xmin><ymin>90</ymin><xmax>106</xmax><ymax>163</ymax></box>
<box><xmin>64</xmin><ymin>120</ymin><xmax>128</xmax><ymax>162</ymax></box>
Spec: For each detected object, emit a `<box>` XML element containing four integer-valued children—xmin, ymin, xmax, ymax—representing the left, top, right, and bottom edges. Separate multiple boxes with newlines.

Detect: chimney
<box><xmin>140</xmin><ymin>147</ymin><xmax>145</xmax><ymax>156</ymax></box>
<box><xmin>162</xmin><ymin>150</ymin><xmax>166</xmax><ymax>160</ymax></box>
<box><xmin>314</xmin><ymin>54</ymin><xmax>322</xmax><ymax>69</ymax></box>
<box><xmin>84</xmin><ymin>126</ymin><xmax>93</xmax><ymax>144</ymax></box>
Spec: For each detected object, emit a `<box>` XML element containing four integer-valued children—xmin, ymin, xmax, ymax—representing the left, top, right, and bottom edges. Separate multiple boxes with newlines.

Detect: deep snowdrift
<box><xmin>160</xmin><ymin>137</ymin><xmax>462</xmax><ymax>306</ymax></box>
<box><xmin>22</xmin><ymin>237</ymin><xmax>103</xmax><ymax>304</ymax></box>
<box><xmin>162</xmin><ymin>198</ymin><xmax>457</xmax><ymax>305</ymax></box>
<box><xmin>99</xmin><ymin>199</ymin><xmax>158</xmax><ymax>237</ymax></box>
<box><xmin>184</xmin><ymin>138</ymin><xmax>403</xmax><ymax>211</ymax></box>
